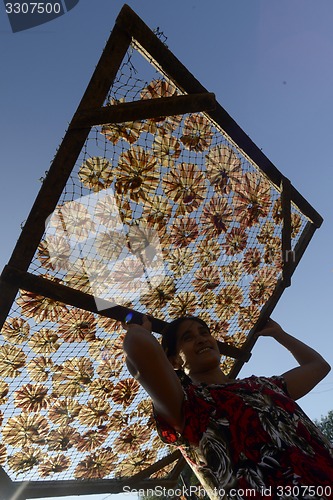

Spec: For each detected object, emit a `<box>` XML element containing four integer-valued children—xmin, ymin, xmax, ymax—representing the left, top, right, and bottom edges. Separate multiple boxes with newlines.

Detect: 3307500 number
<box><xmin>276</xmin><ymin>485</ymin><xmax>332</xmax><ymax>497</ymax></box>
<box><xmin>5</xmin><ymin>3</ymin><xmax>62</xmax><ymax>14</ymax></box>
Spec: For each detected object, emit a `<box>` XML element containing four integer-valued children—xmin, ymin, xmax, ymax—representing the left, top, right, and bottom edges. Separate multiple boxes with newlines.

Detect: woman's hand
<box><xmin>122</xmin><ymin>314</ymin><xmax>152</xmax><ymax>333</ymax></box>
<box><xmin>139</xmin><ymin>315</ymin><xmax>153</xmax><ymax>332</ymax></box>
<box><xmin>255</xmin><ymin>318</ymin><xmax>285</xmax><ymax>339</ymax></box>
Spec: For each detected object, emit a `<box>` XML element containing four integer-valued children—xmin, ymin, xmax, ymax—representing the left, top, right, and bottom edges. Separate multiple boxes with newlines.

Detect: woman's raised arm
<box><xmin>257</xmin><ymin>319</ymin><xmax>331</xmax><ymax>400</ymax></box>
<box><xmin>123</xmin><ymin>317</ymin><xmax>184</xmax><ymax>432</ymax></box>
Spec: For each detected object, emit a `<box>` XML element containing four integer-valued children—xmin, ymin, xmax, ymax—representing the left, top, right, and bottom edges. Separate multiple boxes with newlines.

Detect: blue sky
<box><xmin>1</xmin><ymin>1</ymin><xmax>333</xmax><ymax>498</ymax></box>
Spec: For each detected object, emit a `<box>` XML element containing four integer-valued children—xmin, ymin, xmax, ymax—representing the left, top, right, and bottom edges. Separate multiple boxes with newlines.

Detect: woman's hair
<box><xmin>161</xmin><ymin>316</ymin><xmax>211</xmax><ymax>358</ymax></box>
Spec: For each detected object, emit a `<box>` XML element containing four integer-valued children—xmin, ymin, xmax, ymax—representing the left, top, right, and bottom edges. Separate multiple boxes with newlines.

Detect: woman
<box><xmin>123</xmin><ymin>316</ymin><xmax>333</xmax><ymax>499</ymax></box>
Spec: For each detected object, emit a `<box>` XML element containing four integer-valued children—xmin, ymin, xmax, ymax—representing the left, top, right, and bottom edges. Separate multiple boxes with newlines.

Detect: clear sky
<box><xmin>1</xmin><ymin>1</ymin><xmax>333</xmax><ymax>499</ymax></box>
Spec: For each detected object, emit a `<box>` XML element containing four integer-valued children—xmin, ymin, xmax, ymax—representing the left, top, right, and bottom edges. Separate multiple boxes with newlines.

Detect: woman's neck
<box><xmin>189</xmin><ymin>366</ymin><xmax>234</xmax><ymax>385</ymax></box>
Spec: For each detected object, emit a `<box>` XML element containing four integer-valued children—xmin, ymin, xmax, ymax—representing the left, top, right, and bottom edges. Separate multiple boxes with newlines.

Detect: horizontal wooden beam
<box><xmin>17</xmin><ymin>477</ymin><xmax>178</xmax><ymax>499</ymax></box>
<box><xmin>15</xmin><ymin>451</ymin><xmax>184</xmax><ymax>498</ymax></box>
<box><xmin>14</xmin><ymin>452</ymin><xmax>183</xmax><ymax>498</ymax></box>
<box><xmin>1</xmin><ymin>265</ymin><xmax>250</xmax><ymax>361</ymax></box>
<box><xmin>0</xmin><ymin>265</ymin><xmax>166</xmax><ymax>331</ymax></box>
<box><xmin>71</xmin><ymin>92</ymin><xmax>217</xmax><ymax>128</ymax></box>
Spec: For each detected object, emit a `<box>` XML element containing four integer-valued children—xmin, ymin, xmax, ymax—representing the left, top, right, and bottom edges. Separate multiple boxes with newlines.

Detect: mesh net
<box><xmin>0</xmin><ymin>42</ymin><xmax>309</xmax><ymax>482</ymax></box>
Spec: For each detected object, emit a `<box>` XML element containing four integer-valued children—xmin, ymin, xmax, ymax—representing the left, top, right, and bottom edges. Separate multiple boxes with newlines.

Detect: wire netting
<box><xmin>0</xmin><ymin>42</ymin><xmax>309</xmax><ymax>483</ymax></box>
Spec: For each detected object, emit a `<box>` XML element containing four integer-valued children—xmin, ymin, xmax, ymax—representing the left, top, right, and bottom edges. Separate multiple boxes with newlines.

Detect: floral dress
<box><xmin>154</xmin><ymin>376</ymin><xmax>333</xmax><ymax>499</ymax></box>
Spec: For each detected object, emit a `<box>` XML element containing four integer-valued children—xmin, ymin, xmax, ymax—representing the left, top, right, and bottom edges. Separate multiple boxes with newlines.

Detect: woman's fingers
<box><xmin>122</xmin><ymin>314</ymin><xmax>152</xmax><ymax>333</ymax></box>
<box><xmin>141</xmin><ymin>315</ymin><xmax>152</xmax><ymax>332</ymax></box>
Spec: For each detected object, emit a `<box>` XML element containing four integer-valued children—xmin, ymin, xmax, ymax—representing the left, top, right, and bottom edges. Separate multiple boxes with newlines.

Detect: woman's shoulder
<box><xmin>227</xmin><ymin>374</ymin><xmax>290</xmax><ymax>399</ymax></box>
<box><xmin>193</xmin><ymin>375</ymin><xmax>288</xmax><ymax>394</ymax></box>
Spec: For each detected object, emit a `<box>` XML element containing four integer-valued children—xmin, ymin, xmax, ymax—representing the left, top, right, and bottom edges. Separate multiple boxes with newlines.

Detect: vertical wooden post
<box><xmin>281</xmin><ymin>176</ymin><xmax>292</xmax><ymax>287</ymax></box>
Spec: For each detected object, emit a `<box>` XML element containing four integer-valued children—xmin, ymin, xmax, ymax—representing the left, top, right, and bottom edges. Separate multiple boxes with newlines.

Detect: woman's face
<box><xmin>174</xmin><ymin>319</ymin><xmax>221</xmax><ymax>376</ymax></box>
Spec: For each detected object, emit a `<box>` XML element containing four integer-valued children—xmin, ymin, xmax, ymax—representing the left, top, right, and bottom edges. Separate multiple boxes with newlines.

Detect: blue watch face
<box><xmin>125</xmin><ymin>312</ymin><xmax>134</xmax><ymax>324</ymax></box>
